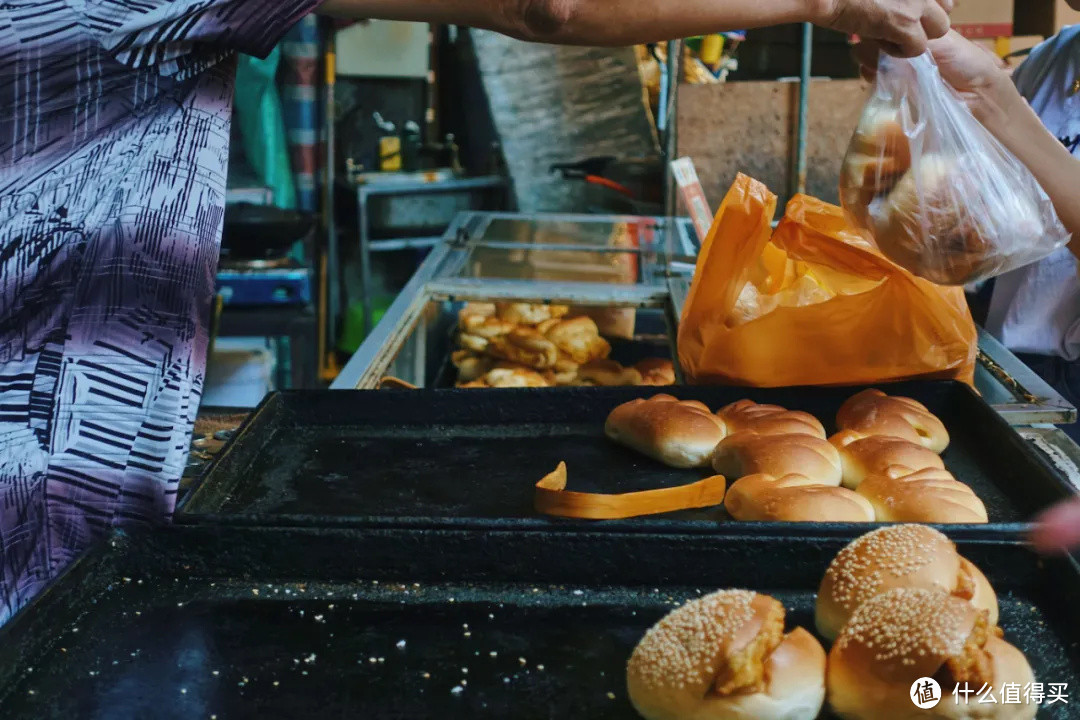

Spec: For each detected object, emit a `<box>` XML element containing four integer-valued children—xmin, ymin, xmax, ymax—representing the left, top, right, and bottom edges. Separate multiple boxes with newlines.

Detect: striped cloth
<box><xmin>0</xmin><ymin>0</ymin><xmax>320</xmax><ymax>623</ymax></box>
<box><xmin>281</xmin><ymin>16</ymin><xmax>322</xmax><ymax>212</ymax></box>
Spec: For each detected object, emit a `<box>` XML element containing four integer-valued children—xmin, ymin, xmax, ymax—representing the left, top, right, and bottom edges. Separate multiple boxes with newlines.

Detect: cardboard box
<box><xmin>953</xmin><ymin>0</ymin><xmax>1015</xmax><ymax>38</ymax></box>
<box><xmin>1015</xmin><ymin>0</ymin><xmax>1080</xmax><ymax>36</ymax></box>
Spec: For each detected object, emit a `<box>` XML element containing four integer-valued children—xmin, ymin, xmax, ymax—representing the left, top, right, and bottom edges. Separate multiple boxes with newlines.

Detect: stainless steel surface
<box><xmin>675</xmin><ymin>217</ymin><xmax>699</xmax><ymax>255</ymax></box>
<box><xmin>375</xmin><ymin>195</ymin><xmax>473</xmax><ymax>233</ymax></box>
<box><xmin>666</xmin><ymin>274</ymin><xmax>692</xmax><ymax>325</ymax></box>
<box><xmin>1017</xmin><ymin>427</ymin><xmax>1080</xmax><ymax>493</ymax></box>
<box><xmin>978</xmin><ymin>328</ymin><xmax>1077</xmax><ymax>425</ymax></box>
<box><xmin>426</xmin><ymin>278</ymin><xmax>669</xmax><ymax>307</ymax></box>
<box><xmin>358</xmin><ymin>182</ymin><xmax>375</xmax><ymax>334</ymax></box>
<box><xmin>793</xmin><ymin>22</ymin><xmax>813</xmax><ymax>196</ymax></box>
<box><xmin>225</xmin><ymin>187</ymin><xmax>274</xmax><ymax>206</ymax></box>
<box><xmin>356</xmin><ymin>171</ymin><xmax>478</xmax><ymax>233</ymax></box>
<box><xmin>367</xmin><ymin>236</ymin><xmax>444</xmax><ymax>252</ymax></box>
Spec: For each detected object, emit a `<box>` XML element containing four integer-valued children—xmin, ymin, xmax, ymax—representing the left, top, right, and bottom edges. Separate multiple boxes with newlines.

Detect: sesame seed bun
<box><xmin>828</xmin><ymin>589</ymin><xmax>979</xmax><ymax>716</ymax></box>
<box><xmin>606</xmin><ymin>395</ymin><xmax>727</xmax><ymax>468</ymax></box>
<box><xmin>973</xmin><ymin>636</ymin><xmax>1038</xmax><ymax>720</ymax></box>
<box><xmin>828</xmin><ymin>588</ymin><xmax>1033</xmax><ymax>720</ymax></box>
<box><xmin>962</xmin><ymin>557</ymin><xmax>999</xmax><ymax>628</ymax></box>
<box><xmin>627</xmin><ymin>590</ymin><xmax>825</xmax><ymax>720</ymax></box>
<box><xmin>815</xmin><ymin>525</ymin><xmax>998</xmax><ymax>642</ymax></box>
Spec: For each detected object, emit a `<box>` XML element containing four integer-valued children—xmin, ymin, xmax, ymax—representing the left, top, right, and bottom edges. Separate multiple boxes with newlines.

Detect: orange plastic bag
<box><xmin>677</xmin><ymin>174</ymin><xmax>976</xmax><ymax>387</ymax></box>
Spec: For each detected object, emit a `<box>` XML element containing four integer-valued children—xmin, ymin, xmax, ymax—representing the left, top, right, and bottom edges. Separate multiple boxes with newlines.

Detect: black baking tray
<box><xmin>176</xmin><ymin>382</ymin><xmax>1074</xmax><ymax>535</ymax></box>
<box><xmin>1</xmin><ymin>525</ymin><xmax>1078</xmax><ymax>719</ymax></box>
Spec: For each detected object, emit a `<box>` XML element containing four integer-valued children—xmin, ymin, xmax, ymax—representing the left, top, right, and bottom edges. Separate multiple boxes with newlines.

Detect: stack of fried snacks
<box><xmin>454</xmin><ymin>302</ymin><xmax>673</xmax><ymax>389</ymax></box>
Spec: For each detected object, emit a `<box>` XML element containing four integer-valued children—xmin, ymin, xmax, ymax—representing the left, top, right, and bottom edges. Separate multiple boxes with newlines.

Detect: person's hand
<box><xmin>1031</xmin><ymin>497</ymin><xmax>1080</xmax><ymax>554</ymax></box>
<box><xmin>815</xmin><ymin>0</ymin><xmax>953</xmax><ymax>57</ymax></box>
<box><xmin>853</xmin><ymin>30</ymin><xmax>1005</xmax><ymax>91</ymax></box>
<box><xmin>853</xmin><ymin>30</ymin><xmax>1017</xmax><ymax>128</ymax></box>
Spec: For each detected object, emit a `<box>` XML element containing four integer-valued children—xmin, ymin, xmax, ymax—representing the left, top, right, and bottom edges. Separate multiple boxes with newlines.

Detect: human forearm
<box><xmin>973</xmin><ymin>76</ymin><xmax>1080</xmax><ymax>258</ymax></box>
<box><xmin>317</xmin><ymin>0</ymin><xmax>817</xmax><ymax>45</ymax></box>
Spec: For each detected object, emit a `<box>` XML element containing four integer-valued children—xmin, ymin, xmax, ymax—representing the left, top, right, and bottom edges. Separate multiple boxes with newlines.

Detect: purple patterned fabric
<box><xmin>0</xmin><ymin>0</ymin><xmax>320</xmax><ymax>623</ymax></box>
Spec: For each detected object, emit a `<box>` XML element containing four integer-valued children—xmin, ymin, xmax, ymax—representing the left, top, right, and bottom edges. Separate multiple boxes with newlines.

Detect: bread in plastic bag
<box><xmin>840</xmin><ymin>53</ymin><xmax>1070</xmax><ymax>286</ymax></box>
<box><xmin>678</xmin><ymin>173</ymin><xmax>977</xmax><ymax>387</ymax></box>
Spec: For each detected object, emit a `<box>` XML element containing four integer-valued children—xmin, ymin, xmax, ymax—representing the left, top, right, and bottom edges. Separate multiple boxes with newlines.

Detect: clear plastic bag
<box><xmin>840</xmin><ymin>53</ymin><xmax>1070</xmax><ymax>286</ymax></box>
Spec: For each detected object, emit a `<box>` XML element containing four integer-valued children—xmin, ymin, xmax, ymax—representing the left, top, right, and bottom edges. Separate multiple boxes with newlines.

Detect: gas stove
<box><xmin>215</xmin><ymin>257</ymin><xmax>312</xmax><ymax>306</ymax></box>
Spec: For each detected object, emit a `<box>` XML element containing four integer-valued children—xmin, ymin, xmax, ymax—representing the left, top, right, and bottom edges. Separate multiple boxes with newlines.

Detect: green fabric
<box><xmin>234</xmin><ymin>50</ymin><xmax>296</xmax><ymax>210</ymax></box>
<box><xmin>337</xmin><ymin>299</ymin><xmax>394</xmax><ymax>353</ymax></box>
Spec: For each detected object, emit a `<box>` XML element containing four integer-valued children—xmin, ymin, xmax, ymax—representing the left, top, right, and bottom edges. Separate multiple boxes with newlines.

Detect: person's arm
<box><xmin>968</xmin><ymin>75</ymin><xmax>1080</xmax><ymax>259</ymax></box>
<box><xmin>319</xmin><ymin>0</ymin><xmax>952</xmax><ymax>56</ymax></box>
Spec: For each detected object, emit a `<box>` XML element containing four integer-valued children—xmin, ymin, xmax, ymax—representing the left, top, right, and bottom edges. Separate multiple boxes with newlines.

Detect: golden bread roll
<box><xmin>571</xmin><ymin>305</ymin><xmax>636</xmax><ymax>339</ymax></box>
<box><xmin>459</xmin><ymin>314</ymin><xmax>516</xmax><ymax>339</ymax></box>
<box><xmin>635</xmin><ymin>358</ymin><xmax>676</xmax><ymax>386</ymax></box>
<box><xmin>869</xmin><ymin>155</ymin><xmax>1029</xmax><ymax>285</ymax></box>
<box><xmin>552</xmin><ymin>352</ymin><xmax>580</xmax><ymax>385</ymax></box>
<box><xmin>552</xmin><ymin>357</ymin><xmax>579</xmax><ymax>385</ymax></box>
<box><xmin>840</xmin><ymin>107</ymin><xmax>912</xmax><ymax>214</ymax></box>
<box><xmin>716</xmin><ymin>400</ymin><xmax>826</xmax><ymax>439</ymax></box>
<box><xmin>451</xmin><ymin>351</ymin><xmax>495</xmax><ymax>383</ymax></box>
<box><xmin>724</xmin><ymin>474</ymin><xmax>875</xmax><ymax>523</ymax></box>
<box><xmin>494</xmin><ymin>302</ymin><xmax>569</xmax><ymax>325</ymax></box>
<box><xmin>458</xmin><ymin>333</ymin><xmax>489</xmax><ymax>353</ymax></box>
<box><xmin>627</xmin><ymin>590</ymin><xmax>826</xmax><ymax>720</ymax></box>
<box><xmin>816</xmin><ymin>525</ymin><xmax>999</xmax><ymax>642</ymax></box>
<box><xmin>829</xmin><ymin>430</ymin><xmax>945</xmax><ymax>489</ymax></box>
<box><xmin>543</xmin><ymin>316</ymin><xmax>611</xmax><ymax>364</ymax></box>
<box><xmin>457</xmin><ymin>302</ymin><xmax>495</xmax><ymax>326</ymax></box>
<box><xmin>535</xmin><ymin>317</ymin><xmax>560</xmax><ymax>335</ymax></box>
<box><xmin>841</xmin><ymin>153</ymin><xmax>908</xmax><ymax>209</ymax></box>
<box><xmin>553</xmin><ymin>353</ymin><xmax>578</xmax><ymax>373</ymax></box>
<box><xmin>856</xmin><ymin>466</ymin><xmax>988</xmax><ymax>524</ymax></box>
<box><xmin>579</xmin><ymin>359</ymin><xmax>642</xmax><ymax>387</ymax></box>
<box><xmin>836</xmin><ymin>389</ymin><xmax>949</xmax><ymax>453</ymax></box>
<box><xmin>486</xmin><ymin>328</ymin><xmax>559</xmax><ymax>370</ymax></box>
<box><xmin>828</xmin><ymin>588</ymin><xmax>1036</xmax><ymax>720</ymax></box>
<box><xmin>482</xmin><ymin>365</ymin><xmax>552</xmax><ymax>388</ymax></box>
<box><xmin>605</xmin><ymin>394</ymin><xmax>727</xmax><ymax>468</ymax></box>
<box><xmin>849</xmin><ymin>106</ymin><xmax>911</xmax><ymax>169</ymax></box>
<box><xmin>711</xmin><ymin>433</ymin><xmax>842</xmax><ymax>486</ymax></box>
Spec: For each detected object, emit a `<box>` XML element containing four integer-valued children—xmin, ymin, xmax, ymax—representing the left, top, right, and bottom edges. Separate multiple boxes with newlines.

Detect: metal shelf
<box><xmin>369</xmin><ymin>236</ymin><xmax>444</xmax><ymax>252</ymax></box>
<box><xmin>352</xmin><ymin>175</ymin><xmax>509</xmax><ymax>334</ymax></box>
